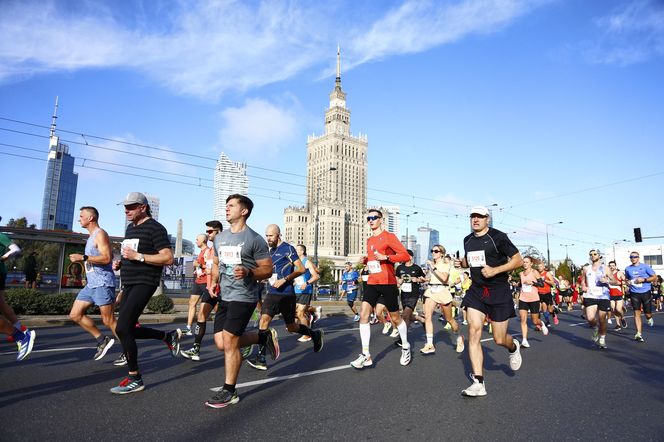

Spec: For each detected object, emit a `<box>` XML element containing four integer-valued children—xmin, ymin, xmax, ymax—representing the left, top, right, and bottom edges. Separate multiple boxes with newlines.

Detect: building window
<box><xmin>644</xmin><ymin>255</ymin><xmax>663</xmax><ymax>266</ymax></box>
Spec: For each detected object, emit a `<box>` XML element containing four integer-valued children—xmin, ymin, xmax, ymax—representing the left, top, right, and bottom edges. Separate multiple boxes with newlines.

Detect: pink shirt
<box><xmin>519</xmin><ymin>269</ymin><xmax>540</xmax><ymax>303</ymax></box>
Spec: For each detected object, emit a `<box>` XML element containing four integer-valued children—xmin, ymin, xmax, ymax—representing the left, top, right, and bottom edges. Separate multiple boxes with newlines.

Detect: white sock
<box><xmin>397</xmin><ymin>320</ymin><xmax>409</xmax><ymax>349</ymax></box>
<box><xmin>426</xmin><ymin>333</ymin><xmax>433</xmax><ymax>345</ymax></box>
<box><xmin>360</xmin><ymin>323</ymin><xmax>371</xmax><ymax>356</ymax></box>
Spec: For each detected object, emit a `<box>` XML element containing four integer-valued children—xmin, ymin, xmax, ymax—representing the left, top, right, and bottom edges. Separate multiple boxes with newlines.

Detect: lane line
<box><xmin>210</xmin><ymin>333</ymin><xmax>518</xmax><ymax>391</ymax></box>
<box><xmin>568</xmin><ymin>311</ymin><xmax>663</xmax><ymax>327</ymax></box>
<box><xmin>0</xmin><ymin>346</ymin><xmax>94</xmax><ymax>356</ymax></box>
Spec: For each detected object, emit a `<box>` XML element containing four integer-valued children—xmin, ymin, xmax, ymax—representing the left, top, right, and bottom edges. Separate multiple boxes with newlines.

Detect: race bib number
<box><xmin>362</xmin><ymin>274</ymin><xmax>369</xmax><ymax>282</ymax></box>
<box><xmin>195</xmin><ymin>268</ymin><xmax>204</xmax><ymax>277</ymax></box>
<box><xmin>219</xmin><ymin>246</ymin><xmax>242</xmax><ymax>265</ymax></box>
<box><xmin>522</xmin><ymin>283</ymin><xmax>532</xmax><ymax>293</ymax></box>
<box><xmin>631</xmin><ymin>281</ymin><xmax>643</xmax><ymax>289</ymax></box>
<box><xmin>401</xmin><ymin>282</ymin><xmax>412</xmax><ymax>293</ymax></box>
<box><xmin>269</xmin><ymin>273</ymin><xmax>278</xmax><ymax>286</ymax></box>
<box><xmin>467</xmin><ymin>250</ymin><xmax>486</xmax><ymax>268</ymax></box>
<box><xmin>367</xmin><ymin>260</ymin><xmax>382</xmax><ymax>274</ymax></box>
<box><xmin>590</xmin><ymin>287</ymin><xmax>603</xmax><ymax>297</ymax></box>
<box><xmin>121</xmin><ymin>238</ymin><xmax>139</xmax><ymax>252</ymax></box>
<box><xmin>430</xmin><ymin>285</ymin><xmax>444</xmax><ymax>293</ymax></box>
<box><xmin>294</xmin><ymin>276</ymin><xmax>305</xmax><ymax>286</ymax></box>
<box><xmin>205</xmin><ymin>259</ymin><xmax>214</xmax><ymax>269</ymax></box>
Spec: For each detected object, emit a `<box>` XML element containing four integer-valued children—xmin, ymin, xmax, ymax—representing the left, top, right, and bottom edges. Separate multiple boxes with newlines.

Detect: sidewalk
<box><xmin>20</xmin><ymin>300</ymin><xmax>356</xmax><ymax>328</ymax></box>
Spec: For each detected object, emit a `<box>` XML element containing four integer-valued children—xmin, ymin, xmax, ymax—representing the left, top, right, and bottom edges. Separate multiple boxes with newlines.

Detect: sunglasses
<box><xmin>206</xmin><ymin>229</ymin><xmax>217</xmax><ymax>234</ymax></box>
<box><xmin>630</xmin><ymin>255</ymin><xmax>639</xmax><ymax>258</ymax></box>
<box><xmin>366</xmin><ymin>216</ymin><xmax>382</xmax><ymax>222</ymax></box>
<box><xmin>431</xmin><ymin>249</ymin><xmax>442</xmax><ymax>253</ymax></box>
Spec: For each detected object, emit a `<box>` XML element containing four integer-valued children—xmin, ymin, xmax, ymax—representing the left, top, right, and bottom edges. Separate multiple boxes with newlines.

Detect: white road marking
<box><xmin>0</xmin><ymin>346</ymin><xmax>94</xmax><ymax>356</ymax></box>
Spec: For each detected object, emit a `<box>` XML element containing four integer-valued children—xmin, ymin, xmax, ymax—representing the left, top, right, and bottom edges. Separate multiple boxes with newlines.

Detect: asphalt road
<box><xmin>2</xmin><ymin>308</ymin><xmax>663</xmax><ymax>441</ymax></box>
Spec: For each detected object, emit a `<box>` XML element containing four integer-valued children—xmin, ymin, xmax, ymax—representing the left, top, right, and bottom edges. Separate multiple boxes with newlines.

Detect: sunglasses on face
<box><xmin>366</xmin><ymin>216</ymin><xmax>382</xmax><ymax>222</ymax></box>
<box><xmin>630</xmin><ymin>255</ymin><xmax>639</xmax><ymax>259</ymax></box>
<box><xmin>589</xmin><ymin>253</ymin><xmax>598</xmax><ymax>256</ymax></box>
<box><xmin>431</xmin><ymin>249</ymin><xmax>442</xmax><ymax>253</ymax></box>
<box><xmin>206</xmin><ymin>229</ymin><xmax>216</xmax><ymax>234</ymax></box>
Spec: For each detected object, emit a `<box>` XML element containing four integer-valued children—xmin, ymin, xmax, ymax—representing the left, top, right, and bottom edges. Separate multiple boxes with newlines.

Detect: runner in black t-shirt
<box><xmin>457</xmin><ymin>206</ymin><xmax>524</xmax><ymax>397</ymax></box>
<box><xmin>395</xmin><ymin>250</ymin><xmax>426</xmax><ymax>326</ymax></box>
<box><xmin>110</xmin><ymin>192</ymin><xmax>182</xmax><ymax>395</ymax></box>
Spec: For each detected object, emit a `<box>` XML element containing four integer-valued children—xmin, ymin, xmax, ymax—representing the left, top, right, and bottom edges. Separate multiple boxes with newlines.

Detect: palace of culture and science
<box><xmin>284</xmin><ymin>49</ymin><xmax>368</xmax><ymax>265</ymax></box>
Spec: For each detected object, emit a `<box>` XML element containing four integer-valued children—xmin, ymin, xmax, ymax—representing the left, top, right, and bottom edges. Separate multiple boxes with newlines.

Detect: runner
<box><xmin>110</xmin><ymin>192</ymin><xmax>182</xmax><ymax>394</ymax></box>
<box><xmin>457</xmin><ymin>206</ymin><xmax>524</xmax><ymax>397</ymax></box>
<box><xmin>181</xmin><ymin>221</ymin><xmax>223</xmax><ymax>361</ymax></box>
<box><xmin>558</xmin><ymin>276</ymin><xmax>573</xmax><ymax>311</ymax></box>
<box><xmin>420</xmin><ymin>245</ymin><xmax>464</xmax><ymax>355</ymax></box>
<box><xmin>205</xmin><ymin>195</ymin><xmax>277</xmax><ymax>408</ymax></box>
<box><xmin>395</xmin><ymin>250</ymin><xmax>425</xmax><ymax>346</ymax></box>
<box><xmin>294</xmin><ymin>244</ymin><xmax>321</xmax><ymax>342</ymax></box>
<box><xmin>183</xmin><ymin>233</ymin><xmax>213</xmax><ymax>336</ymax></box>
<box><xmin>350</xmin><ymin>209</ymin><xmax>411</xmax><ymax>369</ymax></box>
<box><xmin>653</xmin><ymin>276</ymin><xmax>663</xmax><ymax>312</ymax></box>
<box><xmin>246</xmin><ymin>224</ymin><xmax>323</xmax><ymax>371</ymax></box>
<box><xmin>341</xmin><ymin>262</ymin><xmax>361</xmax><ymax>321</ymax></box>
<box><xmin>624</xmin><ymin>251</ymin><xmax>657</xmax><ymax>342</ymax></box>
<box><xmin>67</xmin><ymin>206</ymin><xmax>117</xmax><ymax>360</ymax></box>
<box><xmin>607</xmin><ymin>260</ymin><xmax>627</xmax><ymax>330</ymax></box>
<box><xmin>518</xmin><ymin>257</ymin><xmax>548</xmax><ymax>348</ymax></box>
<box><xmin>536</xmin><ymin>262</ymin><xmax>558</xmax><ymax>327</ymax></box>
<box><xmin>581</xmin><ymin>249</ymin><xmax>615</xmax><ymax>349</ymax></box>
<box><xmin>0</xmin><ymin>233</ymin><xmax>36</xmax><ymax>361</ymax></box>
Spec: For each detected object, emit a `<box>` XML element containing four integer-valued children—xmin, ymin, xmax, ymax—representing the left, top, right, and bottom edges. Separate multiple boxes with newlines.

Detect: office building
<box><xmin>213</xmin><ymin>152</ymin><xmax>248</xmax><ymax>231</ymax></box>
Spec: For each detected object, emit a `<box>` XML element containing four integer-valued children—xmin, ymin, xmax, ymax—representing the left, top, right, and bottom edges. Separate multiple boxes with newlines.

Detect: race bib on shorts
<box><xmin>367</xmin><ymin>260</ymin><xmax>382</xmax><ymax>274</ymax></box>
<box><xmin>467</xmin><ymin>250</ymin><xmax>486</xmax><ymax>267</ymax></box>
<box><xmin>401</xmin><ymin>282</ymin><xmax>412</xmax><ymax>293</ymax></box>
<box><xmin>219</xmin><ymin>246</ymin><xmax>242</xmax><ymax>265</ymax></box>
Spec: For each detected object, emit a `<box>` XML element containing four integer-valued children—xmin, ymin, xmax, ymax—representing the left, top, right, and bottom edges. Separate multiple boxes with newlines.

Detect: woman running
<box><xmin>518</xmin><ymin>257</ymin><xmax>548</xmax><ymax>348</ymax></box>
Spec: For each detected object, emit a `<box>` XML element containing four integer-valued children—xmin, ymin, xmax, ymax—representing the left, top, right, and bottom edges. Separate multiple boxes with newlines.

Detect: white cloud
<box><xmin>217</xmin><ymin>98</ymin><xmax>298</xmax><ymax>156</ymax></box>
<box><xmin>586</xmin><ymin>0</ymin><xmax>664</xmax><ymax>65</ymax></box>
<box><xmin>0</xmin><ymin>0</ymin><xmax>546</xmax><ymax>99</ymax></box>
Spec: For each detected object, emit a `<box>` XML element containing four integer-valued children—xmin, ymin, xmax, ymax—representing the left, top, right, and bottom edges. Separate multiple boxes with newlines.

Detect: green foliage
<box><xmin>317</xmin><ymin>259</ymin><xmax>336</xmax><ymax>285</ymax></box>
<box><xmin>4</xmin><ymin>288</ymin><xmax>100</xmax><ymax>315</ymax></box>
<box><xmin>555</xmin><ymin>260</ymin><xmax>573</xmax><ymax>282</ymax></box>
<box><xmin>146</xmin><ymin>294</ymin><xmax>174</xmax><ymax>313</ymax></box>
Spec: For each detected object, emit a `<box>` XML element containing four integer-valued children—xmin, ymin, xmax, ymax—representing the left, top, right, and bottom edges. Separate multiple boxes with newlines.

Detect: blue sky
<box><xmin>1</xmin><ymin>0</ymin><xmax>663</xmax><ymax>266</ymax></box>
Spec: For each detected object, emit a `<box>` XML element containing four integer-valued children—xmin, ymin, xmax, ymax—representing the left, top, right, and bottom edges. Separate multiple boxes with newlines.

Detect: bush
<box><xmin>4</xmin><ymin>288</ymin><xmax>100</xmax><ymax>315</ymax></box>
<box><xmin>146</xmin><ymin>295</ymin><xmax>174</xmax><ymax>314</ymax></box>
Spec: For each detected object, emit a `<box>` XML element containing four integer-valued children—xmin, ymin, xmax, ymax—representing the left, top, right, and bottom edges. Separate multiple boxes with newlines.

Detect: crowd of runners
<box><xmin>1</xmin><ymin>197</ymin><xmax>660</xmax><ymax>406</ymax></box>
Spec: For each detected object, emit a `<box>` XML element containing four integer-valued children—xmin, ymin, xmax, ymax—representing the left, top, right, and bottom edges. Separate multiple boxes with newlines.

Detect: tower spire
<box><xmin>336</xmin><ymin>45</ymin><xmax>341</xmax><ymax>83</ymax></box>
<box><xmin>50</xmin><ymin>96</ymin><xmax>59</xmax><ymax>138</ymax></box>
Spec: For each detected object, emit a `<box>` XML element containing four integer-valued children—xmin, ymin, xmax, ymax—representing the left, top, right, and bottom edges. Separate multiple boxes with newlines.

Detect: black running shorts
<box><xmin>213</xmin><ymin>300</ymin><xmax>256</xmax><ymax>336</ymax></box>
<box><xmin>363</xmin><ymin>284</ymin><xmax>400</xmax><ymax>312</ymax></box>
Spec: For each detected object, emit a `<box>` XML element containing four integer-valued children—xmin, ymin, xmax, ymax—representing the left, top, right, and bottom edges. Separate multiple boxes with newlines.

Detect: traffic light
<box><xmin>634</xmin><ymin>227</ymin><xmax>642</xmax><ymax>243</ymax></box>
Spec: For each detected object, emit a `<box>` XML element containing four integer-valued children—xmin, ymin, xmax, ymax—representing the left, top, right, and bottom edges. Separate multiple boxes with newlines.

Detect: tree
<box><xmin>317</xmin><ymin>259</ymin><xmax>336</xmax><ymax>285</ymax></box>
<box><xmin>555</xmin><ymin>260</ymin><xmax>573</xmax><ymax>282</ymax></box>
<box><xmin>6</xmin><ymin>217</ymin><xmax>36</xmax><ymax>229</ymax></box>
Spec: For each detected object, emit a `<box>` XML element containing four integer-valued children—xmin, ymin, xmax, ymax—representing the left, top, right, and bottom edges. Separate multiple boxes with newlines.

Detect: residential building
<box><xmin>214</xmin><ymin>152</ymin><xmax>248</xmax><ymax>231</ymax></box>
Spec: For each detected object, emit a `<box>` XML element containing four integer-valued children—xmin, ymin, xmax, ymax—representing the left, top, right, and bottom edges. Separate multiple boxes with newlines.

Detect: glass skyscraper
<box><xmin>41</xmin><ymin>102</ymin><xmax>78</xmax><ymax>231</ymax></box>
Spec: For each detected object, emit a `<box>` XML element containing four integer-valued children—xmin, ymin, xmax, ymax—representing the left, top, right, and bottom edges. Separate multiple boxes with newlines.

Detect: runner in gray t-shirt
<box><xmin>204</xmin><ymin>194</ymin><xmax>278</xmax><ymax>410</ymax></box>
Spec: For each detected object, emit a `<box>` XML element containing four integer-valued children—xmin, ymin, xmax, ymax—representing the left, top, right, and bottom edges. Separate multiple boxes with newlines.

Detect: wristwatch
<box><xmin>139</xmin><ymin>254</ymin><xmax>145</xmax><ymax>263</ymax></box>
<box><xmin>83</xmin><ymin>255</ymin><xmax>89</xmax><ymax>262</ymax></box>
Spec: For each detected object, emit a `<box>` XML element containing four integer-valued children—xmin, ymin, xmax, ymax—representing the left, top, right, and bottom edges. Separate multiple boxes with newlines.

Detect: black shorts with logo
<box><xmin>213</xmin><ymin>300</ymin><xmax>256</xmax><ymax>336</ymax></box>
<box><xmin>363</xmin><ymin>284</ymin><xmax>400</xmax><ymax>312</ymax></box>
<box><xmin>462</xmin><ymin>284</ymin><xmax>516</xmax><ymax>322</ymax></box>
<box><xmin>583</xmin><ymin>298</ymin><xmax>611</xmax><ymax>312</ymax></box>
<box><xmin>261</xmin><ymin>293</ymin><xmax>297</xmax><ymax>324</ymax></box>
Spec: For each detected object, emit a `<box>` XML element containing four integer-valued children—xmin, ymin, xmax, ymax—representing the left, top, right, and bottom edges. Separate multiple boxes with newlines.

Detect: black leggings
<box><xmin>116</xmin><ymin>284</ymin><xmax>166</xmax><ymax>372</ymax></box>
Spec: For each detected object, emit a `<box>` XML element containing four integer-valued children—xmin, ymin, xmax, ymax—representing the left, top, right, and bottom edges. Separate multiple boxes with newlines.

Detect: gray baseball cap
<box><xmin>120</xmin><ymin>192</ymin><xmax>148</xmax><ymax>206</ymax></box>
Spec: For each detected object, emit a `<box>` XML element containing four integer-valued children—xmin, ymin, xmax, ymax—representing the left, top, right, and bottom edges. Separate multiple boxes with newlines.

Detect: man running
<box><xmin>395</xmin><ymin>249</ymin><xmax>426</xmax><ymax>330</ymax></box>
<box><xmin>181</xmin><ymin>221</ymin><xmax>222</xmax><ymax>361</ymax></box>
<box><xmin>341</xmin><ymin>262</ymin><xmax>361</xmax><ymax>321</ymax></box>
<box><xmin>110</xmin><ymin>192</ymin><xmax>182</xmax><ymax>394</ymax></box>
<box><xmin>624</xmin><ymin>251</ymin><xmax>656</xmax><ymax>342</ymax></box>
<box><xmin>581</xmin><ymin>249</ymin><xmax>615</xmax><ymax>349</ymax></box>
<box><xmin>182</xmin><ymin>233</ymin><xmax>213</xmax><ymax>336</ymax></box>
<box><xmin>350</xmin><ymin>209</ymin><xmax>411</xmax><ymax>369</ymax></box>
<box><xmin>0</xmin><ymin>233</ymin><xmax>36</xmax><ymax>361</ymax></box>
<box><xmin>205</xmin><ymin>195</ymin><xmax>278</xmax><ymax>408</ymax></box>
<box><xmin>68</xmin><ymin>206</ymin><xmax>117</xmax><ymax>360</ymax></box>
<box><xmin>607</xmin><ymin>260</ymin><xmax>627</xmax><ymax>330</ymax></box>
<box><xmin>294</xmin><ymin>244</ymin><xmax>321</xmax><ymax>341</ymax></box>
<box><xmin>246</xmin><ymin>225</ymin><xmax>323</xmax><ymax>370</ymax></box>
<box><xmin>457</xmin><ymin>206</ymin><xmax>523</xmax><ymax>397</ymax></box>
<box><xmin>536</xmin><ymin>262</ymin><xmax>558</xmax><ymax>327</ymax></box>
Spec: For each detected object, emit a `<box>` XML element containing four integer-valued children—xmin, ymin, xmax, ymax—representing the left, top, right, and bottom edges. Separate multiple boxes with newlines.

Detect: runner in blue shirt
<box><xmin>624</xmin><ymin>251</ymin><xmax>657</xmax><ymax>342</ymax></box>
<box><xmin>341</xmin><ymin>262</ymin><xmax>360</xmax><ymax>321</ymax></box>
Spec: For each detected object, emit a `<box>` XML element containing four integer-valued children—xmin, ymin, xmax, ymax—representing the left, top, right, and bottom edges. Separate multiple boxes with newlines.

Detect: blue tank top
<box><xmin>294</xmin><ymin>256</ymin><xmax>313</xmax><ymax>294</ymax></box>
<box><xmin>85</xmin><ymin>229</ymin><xmax>116</xmax><ymax>288</ymax></box>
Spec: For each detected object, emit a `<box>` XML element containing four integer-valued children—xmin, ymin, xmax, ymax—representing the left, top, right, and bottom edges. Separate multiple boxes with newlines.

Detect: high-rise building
<box><xmin>382</xmin><ymin>206</ymin><xmax>400</xmax><ymax>236</ymax></box>
<box><xmin>214</xmin><ymin>152</ymin><xmax>248</xmax><ymax>230</ymax></box>
<box><xmin>284</xmin><ymin>48</ymin><xmax>368</xmax><ymax>262</ymax></box>
<box><xmin>41</xmin><ymin>97</ymin><xmax>78</xmax><ymax>231</ymax></box>
<box><xmin>415</xmin><ymin>226</ymin><xmax>439</xmax><ymax>265</ymax></box>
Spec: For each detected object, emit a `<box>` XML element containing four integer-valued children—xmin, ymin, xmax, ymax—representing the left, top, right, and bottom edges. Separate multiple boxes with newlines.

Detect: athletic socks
<box><xmin>359</xmin><ymin>322</ymin><xmax>371</xmax><ymax>355</ymax></box>
<box><xmin>297</xmin><ymin>324</ymin><xmax>313</xmax><ymax>336</ymax></box>
<box><xmin>194</xmin><ymin>321</ymin><xmax>206</xmax><ymax>345</ymax></box>
<box><xmin>95</xmin><ymin>335</ymin><xmax>106</xmax><ymax>345</ymax></box>
<box><xmin>397</xmin><ymin>320</ymin><xmax>409</xmax><ymax>349</ymax></box>
<box><xmin>223</xmin><ymin>383</ymin><xmax>236</xmax><ymax>393</ymax></box>
<box><xmin>426</xmin><ymin>333</ymin><xmax>433</xmax><ymax>345</ymax></box>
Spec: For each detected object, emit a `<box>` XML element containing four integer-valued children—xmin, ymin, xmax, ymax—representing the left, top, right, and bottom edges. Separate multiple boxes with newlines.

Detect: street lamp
<box><xmin>612</xmin><ymin>239</ymin><xmax>628</xmax><ymax>263</ymax></box>
<box><xmin>560</xmin><ymin>243</ymin><xmax>574</xmax><ymax>262</ymax></box>
<box><xmin>546</xmin><ymin>221</ymin><xmax>563</xmax><ymax>266</ymax></box>
<box><xmin>405</xmin><ymin>211</ymin><xmax>418</xmax><ymax>250</ymax></box>
<box><xmin>313</xmin><ymin>166</ymin><xmax>337</xmax><ymax>266</ymax></box>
